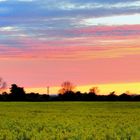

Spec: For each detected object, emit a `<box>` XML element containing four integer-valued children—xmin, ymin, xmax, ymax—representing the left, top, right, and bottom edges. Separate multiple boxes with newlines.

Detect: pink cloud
<box><xmin>0</xmin><ymin>25</ymin><xmax>140</xmax><ymax>61</ymax></box>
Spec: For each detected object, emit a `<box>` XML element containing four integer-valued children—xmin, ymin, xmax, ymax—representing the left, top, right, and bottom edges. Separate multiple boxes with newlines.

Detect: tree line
<box><xmin>56</xmin><ymin>81</ymin><xmax>140</xmax><ymax>101</ymax></box>
<box><xmin>0</xmin><ymin>79</ymin><xmax>140</xmax><ymax>101</ymax></box>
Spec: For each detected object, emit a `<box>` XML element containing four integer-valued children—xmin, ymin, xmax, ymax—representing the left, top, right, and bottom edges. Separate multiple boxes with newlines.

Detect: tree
<box><xmin>86</xmin><ymin>86</ymin><xmax>99</xmax><ymax>101</ymax></box>
<box><xmin>58</xmin><ymin>81</ymin><xmax>75</xmax><ymax>94</ymax></box>
<box><xmin>89</xmin><ymin>86</ymin><xmax>99</xmax><ymax>95</ymax></box>
<box><xmin>10</xmin><ymin>84</ymin><xmax>26</xmax><ymax>100</ymax></box>
<box><xmin>119</xmin><ymin>93</ymin><xmax>131</xmax><ymax>101</ymax></box>
<box><xmin>108</xmin><ymin>91</ymin><xmax>118</xmax><ymax>101</ymax></box>
<box><xmin>0</xmin><ymin>77</ymin><xmax>7</xmax><ymax>93</ymax></box>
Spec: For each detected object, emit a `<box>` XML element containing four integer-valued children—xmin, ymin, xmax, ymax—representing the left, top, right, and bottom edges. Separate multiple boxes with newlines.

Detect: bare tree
<box><xmin>59</xmin><ymin>81</ymin><xmax>75</xmax><ymax>94</ymax></box>
<box><xmin>89</xmin><ymin>86</ymin><xmax>99</xmax><ymax>95</ymax></box>
<box><xmin>0</xmin><ymin>77</ymin><xmax>7</xmax><ymax>93</ymax></box>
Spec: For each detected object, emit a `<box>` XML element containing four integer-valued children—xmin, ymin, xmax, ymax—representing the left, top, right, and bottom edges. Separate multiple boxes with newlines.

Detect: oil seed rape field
<box><xmin>0</xmin><ymin>102</ymin><xmax>140</xmax><ymax>140</ymax></box>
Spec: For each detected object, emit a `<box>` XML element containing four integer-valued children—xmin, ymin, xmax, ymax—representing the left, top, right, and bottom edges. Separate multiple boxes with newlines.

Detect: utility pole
<box><xmin>47</xmin><ymin>86</ymin><xmax>50</xmax><ymax>95</ymax></box>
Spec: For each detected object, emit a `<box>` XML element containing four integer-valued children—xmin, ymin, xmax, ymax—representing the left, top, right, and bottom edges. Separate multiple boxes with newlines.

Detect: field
<box><xmin>0</xmin><ymin>102</ymin><xmax>140</xmax><ymax>140</ymax></box>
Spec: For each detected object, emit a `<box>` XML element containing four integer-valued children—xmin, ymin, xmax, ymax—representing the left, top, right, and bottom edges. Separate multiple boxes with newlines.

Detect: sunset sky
<box><xmin>0</xmin><ymin>0</ymin><xmax>140</xmax><ymax>94</ymax></box>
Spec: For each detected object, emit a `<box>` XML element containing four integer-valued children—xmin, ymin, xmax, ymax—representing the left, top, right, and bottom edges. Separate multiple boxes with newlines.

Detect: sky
<box><xmin>0</xmin><ymin>0</ymin><xmax>140</xmax><ymax>94</ymax></box>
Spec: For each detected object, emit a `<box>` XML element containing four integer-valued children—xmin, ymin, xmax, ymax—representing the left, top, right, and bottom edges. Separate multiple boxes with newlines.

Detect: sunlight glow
<box><xmin>24</xmin><ymin>82</ymin><xmax>140</xmax><ymax>95</ymax></box>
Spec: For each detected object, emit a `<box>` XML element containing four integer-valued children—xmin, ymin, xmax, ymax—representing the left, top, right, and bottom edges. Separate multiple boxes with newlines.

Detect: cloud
<box><xmin>82</xmin><ymin>14</ymin><xmax>140</xmax><ymax>26</ymax></box>
<box><xmin>0</xmin><ymin>0</ymin><xmax>140</xmax><ymax>18</ymax></box>
<box><xmin>0</xmin><ymin>0</ymin><xmax>140</xmax><ymax>61</ymax></box>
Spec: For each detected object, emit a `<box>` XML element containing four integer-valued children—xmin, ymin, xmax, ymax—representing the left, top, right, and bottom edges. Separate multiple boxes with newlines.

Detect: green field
<box><xmin>0</xmin><ymin>102</ymin><xmax>140</xmax><ymax>140</ymax></box>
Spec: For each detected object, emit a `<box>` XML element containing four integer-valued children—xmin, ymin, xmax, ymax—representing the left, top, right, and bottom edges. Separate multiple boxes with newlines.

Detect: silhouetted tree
<box><xmin>119</xmin><ymin>93</ymin><xmax>131</xmax><ymax>101</ymax></box>
<box><xmin>89</xmin><ymin>87</ymin><xmax>99</xmax><ymax>95</ymax></box>
<box><xmin>87</xmin><ymin>87</ymin><xmax>99</xmax><ymax>101</ymax></box>
<box><xmin>26</xmin><ymin>92</ymin><xmax>40</xmax><ymax>101</ymax></box>
<box><xmin>58</xmin><ymin>81</ymin><xmax>76</xmax><ymax>100</ymax></box>
<box><xmin>1</xmin><ymin>92</ymin><xmax>9</xmax><ymax>101</ymax></box>
<box><xmin>10</xmin><ymin>84</ymin><xmax>26</xmax><ymax>101</ymax></box>
<box><xmin>75</xmin><ymin>91</ymin><xmax>83</xmax><ymax>100</ymax></box>
<box><xmin>107</xmin><ymin>91</ymin><xmax>118</xmax><ymax>101</ymax></box>
<box><xmin>26</xmin><ymin>92</ymin><xmax>50</xmax><ymax>101</ymax></box>
<box><xmin>58</xmin><ymin>81</ymin><xmax>75</xmax><ymax>94</ymax></box>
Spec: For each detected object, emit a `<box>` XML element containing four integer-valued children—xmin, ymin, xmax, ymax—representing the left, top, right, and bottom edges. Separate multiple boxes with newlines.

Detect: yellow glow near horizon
<box><xmin>24</xmin><ymin>82</ymin><xmax>140</xmax><ymax>95</ymax></box>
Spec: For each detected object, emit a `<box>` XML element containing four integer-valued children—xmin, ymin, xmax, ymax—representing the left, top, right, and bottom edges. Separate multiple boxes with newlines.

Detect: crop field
<box><xmin>0</xmin><ymin>102</ymin><xmax>140</xmax><ymax>140</ymax></box>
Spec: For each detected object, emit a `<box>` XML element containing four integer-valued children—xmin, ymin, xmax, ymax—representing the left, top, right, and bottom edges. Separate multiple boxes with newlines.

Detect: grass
<box><xmin>0</xmin><ymin>102</ymin><xmax>139</xmax><ymax>140</ymax></box>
